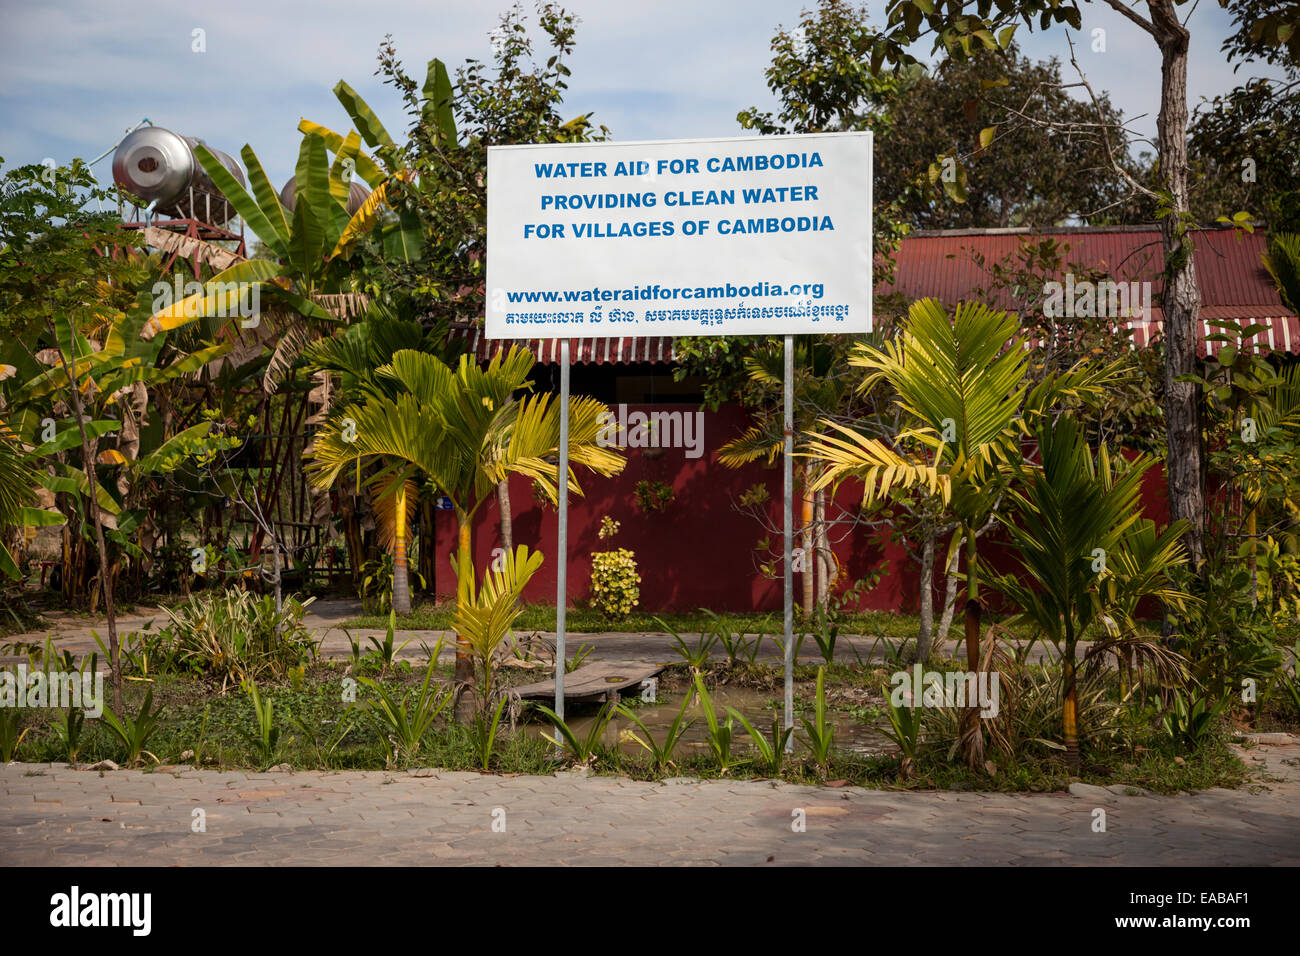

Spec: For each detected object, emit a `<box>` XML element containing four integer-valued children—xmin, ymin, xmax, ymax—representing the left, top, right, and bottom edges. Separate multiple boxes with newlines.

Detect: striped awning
<box><xmin>1094</xmin><ymin>308</ymin><xmax>1300</xmax><ymax>356</ymax></box>
<box><xmin>454</xmin><ymin>327</ymin><xmax>677</xmax><ymax>365</ymax></box>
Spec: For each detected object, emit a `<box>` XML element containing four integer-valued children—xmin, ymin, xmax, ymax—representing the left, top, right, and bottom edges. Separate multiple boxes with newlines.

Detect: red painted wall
<box><xmin>435</xmin><ymin>404</ymin><xmax>1177</xmax><ymax>615</ymax></box>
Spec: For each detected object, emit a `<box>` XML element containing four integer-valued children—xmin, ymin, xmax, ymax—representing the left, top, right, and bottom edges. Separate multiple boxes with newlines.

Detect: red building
<box><xmin>436</xmin><ymin>225</ymin><xmax>1299</xmax><ymax>613</ymax></box>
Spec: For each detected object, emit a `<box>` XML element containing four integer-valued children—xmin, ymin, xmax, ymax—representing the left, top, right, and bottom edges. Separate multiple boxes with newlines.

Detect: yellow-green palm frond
<box><xmin>803</xmin><ymin>419</ymin><xmax>949</xmax><ymax>505</ymax></box>
<box><xmin>491</xmin><ymin>392</ymin><xmax>625</xmax><ymax>504</ymax></box>
<box><xmin>451</xmin><ymin>544</ymin><xmax>545</xmax><ymax>664</ymax></box>
<box><xmin>306</xmin><ymin>392</ymin><xmax>445</xmax><ymax>491</ymax></box>
<box><xmin>717</xmin><ymin>424</ymin><xmax>783</xmax><ymax>468</ymax></box>
<box><xmin>851</xmin><ymin>298</ymin><xmax>1030</xmax><ymax>461</ymax></box>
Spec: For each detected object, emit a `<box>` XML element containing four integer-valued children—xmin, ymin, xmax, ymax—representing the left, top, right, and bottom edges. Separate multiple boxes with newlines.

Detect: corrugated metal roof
<box><xmin>463</xmin><ymin>226</ymin><xmax>1299</xmax><ymax>362</ymax></box>
<box><xmin>879</xmin><ymin>226</ymin><xmax>1299</xmax><ymax>356</ymax></box>
<box><xmin>454</xmin><ymin>327</ymin><xmax>677</xmax><ymax>365</ymax></box>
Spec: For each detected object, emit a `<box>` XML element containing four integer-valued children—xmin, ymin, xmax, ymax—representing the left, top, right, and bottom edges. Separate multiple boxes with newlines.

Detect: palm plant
<box><xmin>1262</xmin><ymin>233</ymin><xmax>1300</xmax><ymax>316</ymax></box>
<box><xmin>100</xmin><ymin>689</ymin><xmax>165</xmax><ymax>766</ymax></box>
<box><xmin>359</xmin><ymin>650</ymin><xmax>450</xmax><ymax>765</ymax></box>
<box><xmin>799</xmin><ymin>666</ymin><xmax>835</xmax><ymax>773</ymax></box>
<box><xmin>716</xmin><ymin>337</ymin><xmax>860</xmax><ymax>615</ymax></box>
<box><xmin>535</xmin><ymin>700</ymin><xmax>618</xmax><ymax>765</ymax></box>
<box><xmin>616</xmin><ymin>692</ymin><xmax>696</xmax><ymax>772</ymax></box>
<box><xmin>727</xmin><ymin>708</ymin><xmax>792</xmax><ymax>776</ymax></box>
<box><xmin>693</xmin><ymin>672</ymin><xmax>739</xmax><ymax>773</ymax></box>
<box><xmin>307</xmin><ymin>347</ymin><xmax>623</xmax><ymax>681</ymax></box>
<box><xmin>446</xmin><ymin>544</ymin><xmax>544</xmax><ymax>714</ymax></box>
<box><xmin>805</xmin><ymin>299</ymin><xmax>1025</xmax><ymax>765</ymax></box>
<box><xmin>993</xmin><ymin>418</ymin><xmax>1193</xmax><ymax>769</ymax></box>
<box><xmin>302</xmin><ymin>305</ymin><xmax>453</xmax><ymax>613</ymax></box>
<box><xmin>805</xmin><ymin>297</ymin><xmax>1126</xmax><ymax>765</ymax></box>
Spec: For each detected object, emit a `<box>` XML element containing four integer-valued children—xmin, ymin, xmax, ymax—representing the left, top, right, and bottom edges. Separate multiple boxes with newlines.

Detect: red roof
<box><xmin>880</xmin><ymin>225</ymin><xmax>1299</xmax><ymax>355</ymax></box>
<box><xmin>472</xmin><ymin>225</ymin><xmax>1299</xmax><ymax>362</ymax></box>
<box><xmin>458</xmin><ymin>328</ymin><xmax>677</xmax><ymax>365</ymax></box>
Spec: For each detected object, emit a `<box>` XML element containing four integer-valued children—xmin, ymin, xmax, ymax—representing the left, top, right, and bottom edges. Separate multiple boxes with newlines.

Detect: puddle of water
<box><xmin>521</xmin><ymin>684</ymin><xmax>892</xmax><ymax>756</ymax></box>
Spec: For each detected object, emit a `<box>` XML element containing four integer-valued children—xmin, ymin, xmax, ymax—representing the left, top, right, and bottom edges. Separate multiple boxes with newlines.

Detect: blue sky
<box><xmin>0</xmin><ymin>0</ymin><xmax>1279</xmax><ymax>193</ymax></box>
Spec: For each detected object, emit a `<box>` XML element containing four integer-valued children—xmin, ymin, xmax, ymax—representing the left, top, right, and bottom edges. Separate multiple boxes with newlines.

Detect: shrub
<box><xmin>590</xmin><ymin>548</ymin><xmax>641</xmax><ymax>619</ymax></box>
<box><xmin>633</xmin><ymin>480</ymin><xmax>675</xmax><ymax>513</ymax></box>
<box><xmin>360</xmin><ymin>553</ymin><xmax>426</xmax><ymax>615</ymax></box>
<box><xmin>160</xmin><ymin>588</ymin><xmax>317</xmax><ymax>691</ymax></box>
<box><xmin>1168</xmin><ymin>562</ymin><xmax>1283</xmax><ymax>702</ymax></box>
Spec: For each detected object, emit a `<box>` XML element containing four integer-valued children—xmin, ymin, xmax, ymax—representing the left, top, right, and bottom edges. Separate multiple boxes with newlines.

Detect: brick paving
<box><xmin>2</xmin><ymin>742</ymin><xmax>1298</xmax><ymax>866</ymax></box>
<box><xmin>0</xmin><ymin>599</ymin><xmax>1073</xmax><ymax>668</ymax></box>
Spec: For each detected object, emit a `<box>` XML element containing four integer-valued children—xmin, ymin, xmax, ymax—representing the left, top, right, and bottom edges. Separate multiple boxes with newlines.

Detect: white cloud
<box><xmin>0</xmin><ymin>0</ymin><xmax>1285</xmax><ymax>195</ymax></box>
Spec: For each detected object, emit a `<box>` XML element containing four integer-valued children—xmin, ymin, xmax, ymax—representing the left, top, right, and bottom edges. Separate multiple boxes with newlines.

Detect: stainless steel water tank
<box><xmin>112</xmin><ymin>126</ymin><xmax>246</xmax><ymax>225</ymax></box>
<box><xmin>279</xmin><ymin>176</ymin><xmax>372</xmax><ymax>217</ymax></box>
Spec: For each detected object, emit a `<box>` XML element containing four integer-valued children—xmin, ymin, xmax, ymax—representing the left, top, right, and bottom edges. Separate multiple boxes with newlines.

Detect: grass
<box><xmin>340</xmin><ymin>601</ymin><xmax>1015</xmax><ymax>645</ymax></box>
<box><xmin>0</xmin><ymin>657</ymin><xmax>1269</xmax><ymax>795</ymax></box>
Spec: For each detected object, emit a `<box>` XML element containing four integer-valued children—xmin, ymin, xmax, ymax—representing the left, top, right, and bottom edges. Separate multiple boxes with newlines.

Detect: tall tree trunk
<box><xmin>418</xmin><ymin>496</ymin><xmax>436</xmax><ymax>601</ymax></box>
<box><xmin>1151</xmin><ymin>0</ymin><xmax>1205</xmax><ymax>568</ymax></box>
<box><xmin>813</xmin><ymin>487</ymin><xmax>832</xmax><ymax>608</ymax></box>
<box><xmin>1246</xmin><ymin>506</ymin><xmax>1258</xmax><ymax>609</ymax></box>
<box><xmin>453</xmin><ymin>514</ymin><xmax>474</xmax><ymax>684</ymax></box>
<box><xmin>1062</xmin><ymin>646</ymin><xmax>1080</xmax><ymax>772</ymax></box>
<box><xmin>498</xmin><ymin>479</ymin><xmax>513</xmax><ymax>555</ymax></box>
<box><xmin>959</xmin><ymin>525</ymin><xmax>983</xmax><ymax>768</ymax></box>
<box><xmin>935</xmin><ymin>534</ymin><xmax>962</xmax><ymax>646</ymax></box>
<box><xmin>271</xmin><ymin>534</ymin><xmax>283</xmax><ymax>637</ymax></box>
<box><xmin>392</xmin><ymin>482</ymin><xmax>410</xmax><ymax>616</ymax></box>
<box><xmin>343</xmin><ymin>496</ymin><xmax>363</xmax><ymax>590</ymax></box>
<box><xmin>915</xmin><ymin>527</ymin><xmax>936</xmax><ymax>664</ymax></box>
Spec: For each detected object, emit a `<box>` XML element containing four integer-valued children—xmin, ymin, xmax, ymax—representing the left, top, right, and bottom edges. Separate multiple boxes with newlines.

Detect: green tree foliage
<box><xmin>875</xmin><ymin>45</ymin><xmax>1150</xmax><ymax>228</ymax></box>
<box><xmin>363</xmin><ymin>2</ymin><xmax>608</xmax><ymax>325</ymax></box>
<box><xmin>1189</xmin><ymin>1</ymin><xmax>1300</xmax><ymax>230</ymax></box>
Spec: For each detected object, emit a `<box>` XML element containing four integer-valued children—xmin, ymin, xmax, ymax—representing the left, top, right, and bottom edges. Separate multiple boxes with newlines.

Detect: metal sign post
<box><xmin>783</xmin><ymin>335</ymin><xmax>795</xmax><ymax>749</ymax></box>
<box><xmin>554</xmin><ymin>338</ymin><xmax>570</xmax><ymax>723</ymax></box>
<box><xmin>485</xmin><ymin>133</ymin><xmax>873</xmax><ymax>738</ymax></box>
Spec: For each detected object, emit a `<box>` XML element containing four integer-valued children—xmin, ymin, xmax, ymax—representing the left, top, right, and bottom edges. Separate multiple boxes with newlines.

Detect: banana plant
<box><xmin>144</xmin><ymin>58</ymin><xmax>458</xmax><ymax>346</ymax></box>
<box><xmin>3</xmin><ymin>287</ymin><xmax>234</xmax><ymax>592</ymax></box>
<box><xmin>0</xmin><ymin>428</ymin><xmax>47</xmax><ymax>580</ymax></box>
<box><xmin>299</xmin><ymin>58</ymin><xmax>457</xmax><ymax>263</ymax></box>
<box><xmin>138</xmin><ymin>123</ymin><xmax>411</xmax><ymax>367</ymax></box>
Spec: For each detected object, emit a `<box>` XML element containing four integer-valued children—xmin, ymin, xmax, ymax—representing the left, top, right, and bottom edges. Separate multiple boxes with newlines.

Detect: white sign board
<box><xmin>486</xmin><ymin>132</ymin><xmax>872</xmax><ymax>339</ymax></box>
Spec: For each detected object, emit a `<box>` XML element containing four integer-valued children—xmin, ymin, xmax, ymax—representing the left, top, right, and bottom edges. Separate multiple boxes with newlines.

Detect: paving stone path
<box><xmin>1</xmin><ymin>599</ymin><xmax>1074</xmax><ymax>668</ymax></box>
<box><xmin>3</xmin><ymin>741</ymin><xmax>1298</xmax><ymax>866</ymax></box>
